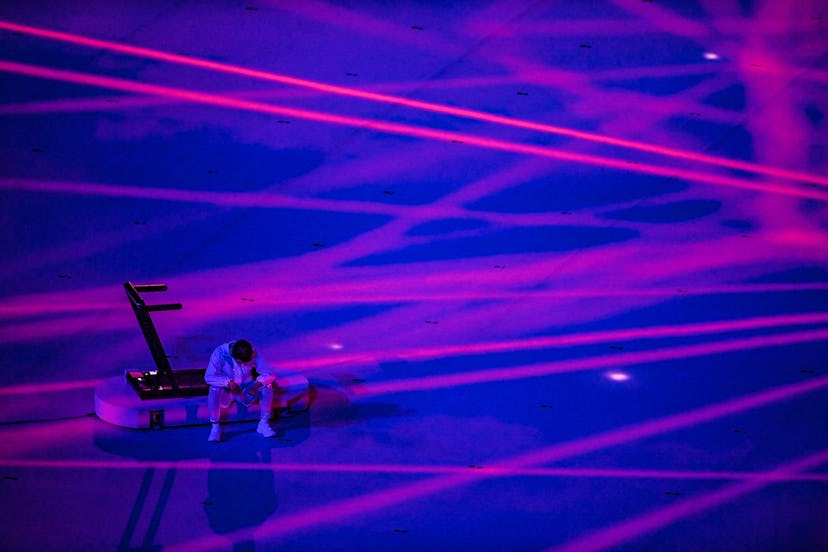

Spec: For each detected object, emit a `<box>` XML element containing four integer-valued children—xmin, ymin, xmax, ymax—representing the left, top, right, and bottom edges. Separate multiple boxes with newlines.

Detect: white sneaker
<box><xmin>257</xmin><ymin>419</ymin><xmax>276</xmax><ymax>438</ymax></box>
<box><xmin>207</xmin><ymin>424</ymin><xmax>222</xmax><ymax>442</ymax></box>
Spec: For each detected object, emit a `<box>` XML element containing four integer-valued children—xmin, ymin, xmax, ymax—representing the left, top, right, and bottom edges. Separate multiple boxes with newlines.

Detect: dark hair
<box><xmin>231</xmin><ymin>339</ymin><xmax>254</xmax><ymax>363</ymax></box>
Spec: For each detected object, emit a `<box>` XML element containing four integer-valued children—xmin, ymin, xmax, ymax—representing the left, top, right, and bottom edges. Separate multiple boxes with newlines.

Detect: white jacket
<box><xmin>204</xmin><ymin>341</ymin><xmax>276</xmax><ymax>389</ymax></box>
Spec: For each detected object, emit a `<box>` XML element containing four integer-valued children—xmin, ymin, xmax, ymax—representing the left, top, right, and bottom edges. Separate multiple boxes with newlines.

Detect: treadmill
<box><xmin>123</xmin><ymin>281</ymin><xmax>209</xmax><ymax>399</ymax></box>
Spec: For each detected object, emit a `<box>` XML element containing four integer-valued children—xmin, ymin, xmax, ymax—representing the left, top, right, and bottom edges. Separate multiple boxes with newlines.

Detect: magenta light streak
<box><xmin>278</xmin><ymin>0</ymin><xmax>457</xmax><ymax>53</ymax></box>
<box><xmin>0</xmin><ymin>74</ymin><xmax>525</xmax><ymax>116</ymax></box>
<box><xmin>353</xmin><ymin>327</ymin><xmax>828</xmax><ymax>397</ymax></box>
<box><xmin>0</xmin><ymin>177</ymin><xmax>410</xmax><ymax>217</ymax></box>
<box><xmin>3</xmin><ymin>270</ymin><xmax>825</xmax><ymax>349</ymax></box>
<box><xmin>183</xmin><ymin>282</ymin><xmax>828</xmax><ymax>313</ymax></box>
<box><xmin>281</xmin><ymin>310</ymin><xmax>828</xmax><ymax>370</ymax></box>
<box><xmin>548</xmin><ymin>447</ymin><xmax>828</xmax><ymax>552</ymax></box>
<box><xmin>613</xmin><ymin>0</ymin><xmax>710</xmax><ymax>39</ymax></box>
<box><xmin>1</xmin><ymin>61</ymin><xmax>826</xmax><ymax>201</ymax></box>
<box><xmin>0</xmin><ymin>302</ymin><xmax>121</xmax><ymax>320</ymax></box>
<box><xmin>362</xmin><ymin>312</ymin><xmax>828</xmax><ymax>363</ymax></box>
<box><xmin>164</xmin><ymin>375</ymin><xmax>828</xmax><ymax>551</ymax></box>
<box><xmin>473</xmin><ymin>19</ymin><xmax>657</xmax><ymax>38</ymax></box>
<box><xmin>0</xmin><ymin>313</ymin><xmax>127</xmax><ymax>344</ymax></box>
<box><xmin>0</xmin><ymin>94</ymin><xmax>171</xmax><ymax>115</ymax></box>
<box><xmin>2</xmin><ymin>459</ymin><xmax>828</xmax><ymax>484</ymax></box>
<box><xmin>592</xmin><ymin>61</ymin><xmax>728</xmax><ymax>82</ymax></box>
<box><xmin>490</xmin><ymin>377</ymin><xmax>828</xmax><ymax>470</ymax></box>
<box><xmin>3</xmin><ymin>62</ymin><xmax>825</xmax><ymax>202</ymax></box>
<box><xmin>248</xmin><ymin>281</ymin><xmax>828</xmax><ymax>312</ymax></box>
<box><xmin>0</xmin><ymin>378</ymin><xmax>104</xmax><ymax>396</ymax></box>
<box><xmin>1</xmin><ymin>20</ymin><xmax>826</xmax><ymax>188</ymax></box>
<box><xmin>0</xmin><ymin>418</ymin><xmax>95</xmax><ymax>456</ymax></box>
<box><xmin>0</xmin><ymin>205</ymin><xmax>219</xmax><ymax>279</ymax></box>
<box><xmin>163</xmin><ymin>473</ymin><xmax>491</xmax><ymax>552</ymax></box>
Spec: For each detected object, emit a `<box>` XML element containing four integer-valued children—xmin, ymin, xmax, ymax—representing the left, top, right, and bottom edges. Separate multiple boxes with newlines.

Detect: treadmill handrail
<box><xmin>123</xmin><ymin>281</ymin><xmax>179</xmax><ymax>388</ymax></box>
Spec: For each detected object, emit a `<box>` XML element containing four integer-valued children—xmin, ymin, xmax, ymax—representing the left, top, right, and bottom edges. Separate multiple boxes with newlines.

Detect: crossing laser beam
<box><xmin>1</xmin><ymin>20</ymin><xmax>826</xmax><ymax>187</ymax></box>
<box><xmin>0</xmin><ymin>60</ymin><xmax>825</xmax><ymax>202</ymax></box>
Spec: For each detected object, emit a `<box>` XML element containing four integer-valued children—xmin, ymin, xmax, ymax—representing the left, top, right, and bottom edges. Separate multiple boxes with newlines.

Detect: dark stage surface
<box><xmin>1</xmin><ymin>1</ymin><xmax>827</xmax><ymax>550</ymax></box>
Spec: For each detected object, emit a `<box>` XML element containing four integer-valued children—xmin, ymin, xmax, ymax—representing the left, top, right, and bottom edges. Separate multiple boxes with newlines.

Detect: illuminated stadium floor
<box><xmin>0</xmin><ymin>2</ymin><xmax>827</xmax><ymax>550</ymax></box>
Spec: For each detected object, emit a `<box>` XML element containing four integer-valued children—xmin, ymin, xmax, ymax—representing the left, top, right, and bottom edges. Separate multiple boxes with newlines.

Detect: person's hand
<box><xmin>227</xmin><ymin>381</ymin><xmax>242</xmax><ymax>394</ymax></box>
<box><xmin>247</xmin><ymin>381</ymin><xmax>262</xmax><ymax>397</ymax></box>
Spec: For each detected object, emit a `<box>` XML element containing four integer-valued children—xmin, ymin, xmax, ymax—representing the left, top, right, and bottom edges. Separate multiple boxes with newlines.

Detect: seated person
<box><xmin>204</xmin><ymin>339</ymin><xmax>276</xmax><ymax>442</ymax></box>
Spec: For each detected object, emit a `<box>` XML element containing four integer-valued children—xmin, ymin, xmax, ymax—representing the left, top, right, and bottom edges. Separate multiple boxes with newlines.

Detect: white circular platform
<box><xmin>95</xmin><ymin>371</ymin><xmax>310</xmax><ymax>429</ymax></box>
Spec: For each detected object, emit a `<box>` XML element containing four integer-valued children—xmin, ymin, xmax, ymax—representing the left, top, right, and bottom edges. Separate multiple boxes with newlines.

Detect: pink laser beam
<box><xmin>0</xmin><ymin>60</ymin><xmax>825</xmax><ymax>202</ymax></box>
<box><xmin>548</xmin><ymin>447</ymin><xmax>828</xmax><ymax>552</ymax></box>
<box><xmin>0</xmin><ymin>19</ymin><xmax>826</xmax><ymax>187</ymax></box>
<box><xmin>354</xmin><ymin>312</ymin><xmax>828</xmax><ymax>365</ymax></box>
<box><xmin>1</xmin><ymin>459</ymin><xmax>827</xmax><ymax>484</ymax></box>
<box><xmin>162</xmin><ymin>374</ymin><xmax>828</xmax><ymax>550</ymax></box>
<box><xmin>0</xmin><ymin>378</ymin><xmax>104</xmax><ymax>396</ymax></box>
<box><xmin>353</xmin><ymin>327</ymin><xmax>828</xmax><ymax>397</ymax></box>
